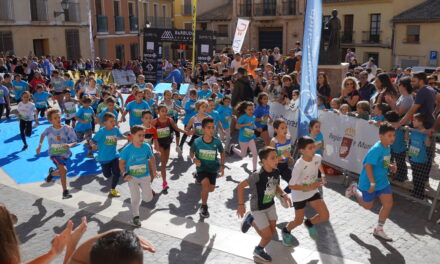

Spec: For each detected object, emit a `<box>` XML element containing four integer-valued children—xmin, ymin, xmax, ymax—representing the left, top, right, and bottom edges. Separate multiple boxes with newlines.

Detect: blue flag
<box><xmin>298</xmin><ymin>0</ymin><xmax>322</xmax><ymax>137</ymax></box>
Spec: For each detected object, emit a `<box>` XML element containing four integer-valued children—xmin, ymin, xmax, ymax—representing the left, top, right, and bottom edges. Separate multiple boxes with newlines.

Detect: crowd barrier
<box><xmin>269</xmin><ymin>102</ymin><xmax>440</xmax><ymax>220</ymax></box>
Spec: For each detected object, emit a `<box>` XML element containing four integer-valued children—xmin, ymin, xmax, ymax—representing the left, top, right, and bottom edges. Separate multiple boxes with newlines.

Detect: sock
<box><xmin>377</xmin><ymin>220</ymin><xmax>385</xmax><ymax>229</ymax></box>
<box><xmin>282</xmin><ymin>227</ymin><xmax>290</xmax><ymax>233</ymax></box>
<box><xmin>256</xmin><ymin>245</ymin><xmax>264</xmax><ymax>251</ymax></box>
<box><xmin>304</xmin><ymin>219</ymin><xmax>313</xmax><ymax>228</ymax></box>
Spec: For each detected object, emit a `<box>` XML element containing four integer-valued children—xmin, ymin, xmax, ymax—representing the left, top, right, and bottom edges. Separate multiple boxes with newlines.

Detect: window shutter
<box><xmin>65</xmin><ymin>29</ymin><xmax>81</xmax><ymax>60</ymax></box>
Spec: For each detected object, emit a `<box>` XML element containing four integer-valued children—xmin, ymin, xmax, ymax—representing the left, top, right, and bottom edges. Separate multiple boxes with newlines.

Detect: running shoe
<box><xmin>305</xmin><ymin>224</ymin><xmax>318</xmax><ymax>240</ymax></box>
<box><xmin>253</xmin><ymin>246</ymin><xmax>272</xmax><ymax>262</ymax></box>
<box><xmin>132</xmin><ymin>216</ymin><xmax>141</xmax><ymax>227</ymax></box>
<box><xmin>22</xmin><ymin>144</ymin><xmax>28</xmax><ymax>151</ymax></box>
<box><xmin>46</xmin><ymin>167</ymin><xmax>55</xmax><ymax>183</ymax></box>
<box><xmin>199</xmin><ymin>205</ymin><xmax>210</xmax><ymax>218</ymax></box>
<box><xmin>282</xmin><ymin>230</ymin><xmax>294</xmax><ymax>247</ymax></box>
<box><xmin>162</xmin><ymin>181</ymin><xmax>169</xmax><ymax>194</ymax></box>
<box><xmin>109</xmin><ymin>189</ymin><xmax>121</xmax><ymax>197</ymax></box>
<box><xmin>241</xmin><ymin>211</ymin><xmax>254</xmax><ymax>233</ymax></box>
<box><xmin>62</xmin><ymin>190</ymin><xmax>72</xmax><ymax>199</ymax></box>
<box><xmin>373</xmin><ymin>228</ymin><xmax>393</xmax><ymax>241</ymax></box>
<box><xmin>345</xmin><ymin>182</ymin><xmax>358</xmax><ymax>198</ymax></box>
<box><xmin>229</xmin><ymin>144</ymin><xmax>235</xmax><ymax>156</ymax></box>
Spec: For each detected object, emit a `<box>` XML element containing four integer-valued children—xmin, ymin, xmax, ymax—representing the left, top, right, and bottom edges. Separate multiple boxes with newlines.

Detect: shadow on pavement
<box><xmin>350</xmin><ymin>233</ymin><xmax>406</xmax><ymax>263</ymax></box>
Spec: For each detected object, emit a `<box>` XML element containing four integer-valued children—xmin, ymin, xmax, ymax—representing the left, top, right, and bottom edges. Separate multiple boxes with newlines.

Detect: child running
<box><xmin>216</xmin><ymin>96</ymin><xmax>233</xmax><ymax>151</ymax></box>
<box><xmin>64</xmin><ymin>89</ymin><xmax>77</xmax><ymax>127</ymax></box>
<box><xmin>97</xmin><ymin>97</ymin><xmax>119</xmax><ymax>127</ymax></box>
<box><xmin>237</xmin><ymin>147</ymin><xmax>292</xmax><ymax>262</ymax></box>
<box><xmin>141</xmin><ymin>110</ymin><xmax>159</xmax><ymax>151</ymax></box>
<box><xmin>230</xmin><ymin>101</ymin><xmax>258</xmax><ymax>172</ymax></box>
<box><xmin>179</xmin><ymin>89</ymin><xmax>198</xmax><ymax>151</ymax></box>
<box><xmin>269</xmin><ymin>118</ymin><xmax>294</xmax><ymax>193</ymax></box>
<box><xmin>186</xmin><ymin>100</ymin><xmax>209</xmax><ymax>147</ymax></box>
<box><xmin>122</xmin><ymin>90</ymin><xmax>150</xmax><ymax>127</ymax></box>
<box><xmin>282</xmin><ymin>136</ymin><xmax>329</xmax><ymax>245</ymax></box>
<box><xmin>17</xmin><ymin>91</ymin><xmax>39</xmax><ymax>150</ymax></box>
<box><xmin>161</xmin><ymin>90</ymin><xmax>182</xmax><ymax>155</ymax></box>
<box><xmin>308</xmin><ymin>120</ymin><xmax>324</xmax><ymax>177</ymax></box>
<box><xmin>119</xmin><ymin>125</ymin><xmax>159</xmax><ymax>227</ymax></box>
<box><xmin>254</xmin><ymin>92</ymin><xmax>272</xmax><ymax>146</ymax></box>
<box><xmin>36</xmin><ymin>108</ymin><xmax>77</xmax><ymax>199</ymax></box>
<box><xmin>345</xmin><ymin>122</ymin><xmax>397</xmax><ymax>241</ymax></box>
<box><xmin>74</xmin><ymin>96</ymin><xmax>94</xmax><ymax>158</ymax></box>
<box><xmin>91</xmin><ymin>112</ymin><xmax>124</xmax><ymax>197</ymax></box>
<box><xmin>190</xmin><ymin>116</ymin><xmax>225</xmax><ymax>218</ymax></box>
<box><xmin>33</xmin><ymin>84</ymin><xmax>53</xmax><ymax>118</ymax></box>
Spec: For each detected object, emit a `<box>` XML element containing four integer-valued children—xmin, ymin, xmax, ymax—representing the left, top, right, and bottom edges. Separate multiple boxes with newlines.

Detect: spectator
<box><xmin>231</xmin><ymin>67</ymin><xmax>253</xmax><ymax>107</ymax></box>
<box><xmin>29</xmin><ymin>71</ymin><xmax>47</xmax><ymax>93</ymax></box>
<box><xmin>388</xmin><ymin>77</ymin><xmax>413</xmax><ymax>117</ymax></box>
<box><xmin>372</xmin><ymin>73</ymin><xmax>398</xmax><ymax>105</ymax></box>
<box><xmin>339</xmin><ymin>77</ymin><xmax>360</xmax><ymax>110</ymax></box>
<box><xmin>345</xmin><ymin>49</ymin><xmax>356</xmax><ymax>63</ymax></box>
<box><xmin>281</xmin><ymin>74</ymin><xmax>299</xmax><ymax>100</ymax></box>
<box><xmin>358</xmin><ymin>71</ymin><xmax>375</xmax><ymax>101</ymax></box>
<box><xmin>283</xmin><ymin>49</ymin><xmax>297</xmax><ymax>74</ymax></box>
<box><xmin>242</xmin><ymin>49</ymin><xmax>259</xmax><ymax>78</ymax></box>
<box><xmin>317</xmin><ymin>72</ymin><xmax>331</xmax><ymax>98</ymax></box>
<box><xmin>362</xmin><ymin>57</ymin><xmax>377</xmax><ymax>76</ymax></box>
<box><xmin>164</xmin><ymin>64</ymin><xmax>183</xmax><ymax>84</ymax></box>
<box><xmin>231</xmin><ymin>53</ymin><xmax>242</xmax><ymax>74</ymax></box>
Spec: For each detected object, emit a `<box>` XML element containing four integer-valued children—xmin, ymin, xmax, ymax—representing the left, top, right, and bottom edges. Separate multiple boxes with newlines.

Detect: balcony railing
<box><xmin>281</xmin><ymin>0</ymin><xmax>297</xmax><ymax>16</ymax></box>
<box><xmin>254</xmin><ymin>3</ymin><xmax>277</xmax><ymax>16</ymax></box>
<box><xmin>115</xmin><ymin>16</ymin><xmax>125</xmax><ymax>32</ymax></box>
<box><xmin>341</xmin><ymin>31</ymin><xmax>355</xmax><ymax>43</ymax></box>
<box><xmin>182</xmin><ymin>4</ymin><xmax>192</xmax><ymax>16</ymax></box>
<box><xmin>0</xmin><ymin>0</ymin><xmax>14</xmax><ymax>20</ymax></box>
<box><xmin>96</xmin><ymin>15</ymin><xmax>108</xmax><ymax>32</ymax></box>
<box><xmin>30</xmin><ymin>0</ymin><xmax>48</xmax><ymax>21</ymax></box>
<box><xmin>129</xmin><ymin>16</ymin><xmax>138</xmax><ymax>31</ymax></box>
<box><xmin>362</xmin><ymin>31</ymin><xmax>382</xmax><ymax>44</ymax></box>
<box><xmin>238</xmin><ymin>3</ymin><xmax>252</xmax><ymax>17</ymax></box>
<box><xmin>146</xmin><ymin>16</ymin><xmax>172</xmax><ymax>29</ymax></box>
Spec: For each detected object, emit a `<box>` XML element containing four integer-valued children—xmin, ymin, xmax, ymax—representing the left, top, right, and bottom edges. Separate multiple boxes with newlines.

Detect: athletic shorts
<box><xmin>50</xmin><ymin>156</ymin><xmax>69</xmax><ymax>167</ymax></box>
<box><xmin>196</xmin><ymin>171</ymin><xmax>217</xmax><ymax>185</ymax></box>
<box><xmin>293</xmin><ymin>192</ymin><xmax>322</xmax><ymax>210</ymax></box>
<box><xmin>278</xmin><ymin>162</ymin><xmax>292</xmax><ymax>183</ymax></box>
<box><xmin>251</xmin><ymin>204</ymin><xmax>277</xmax><ymax>230</ymax></box>
<box><xmin>254</xmin><ymin>125</ymin><xmax>268</xmax><ymax>137</ymax></box>
<box><xmin>360</xmin><ymin>185</ymin><xmax>392</xmax><ymax>203</ymax></box>
<box><xmin>75</xmin><ymin>129</ymin><xmax>92</xmax><ymax>142</ymax></box>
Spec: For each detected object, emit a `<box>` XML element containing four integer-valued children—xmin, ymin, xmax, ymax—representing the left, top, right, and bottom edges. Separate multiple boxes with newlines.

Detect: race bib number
<box><xmin>66</xmin><ymin>107</ymin><xmax>76</xmax><ymax>114</ymax></box>
<box><xmin>277</xmin><ymin>144</ymin><xmax>291</xmax><ymax>157</ymax></box>
<box><xmin>383</xmin><ymin>156</ymin><xmax>390</xmax><ymax>169</ymax></box>
<box><xmin>19</xmin><ymin>113</ymin><xmax>30</xmax><ymax>121</ymax></box>
<box><xmin>195</xmin><ymin>123</ymin><xmax>203</xmax><ymax>135</ymax></box>
<box><xmin>260</xmin><ymin>117</ymin><xmax>268</xmax><ymax>125</ymax></box>
<box><xmin>157</xmin><ymin>127</ymin><xmax>170</xmax><ymax>138</ymax></box>
<box><xmin>105</xmin><ymin>135</ymin><xmax>117</xmax><ymax>146</ymax></box>
<box><xmin>50</xmin><ymin>144</ymin><xmax>67</xmax><ymax>155</ymax></box>
<box><xmin>262</xmin><ymin>193</ymin><xmax>275</xmax><ymax>204</ymax></box>
<box><xmin>243</xmin><ymin>128</ymin><xmax>254</xmax><ymax>138</ymax></box>
<box><xmin>129</xmin><ymin>164</ymin><xmax>147</xmax><ymax>177</ymax></box>
<box><xmin>83</xmin><ymin>113</ymin><xmax>92</xmax><ymax>121</ymax></box>
<box><xmin>315</xmin><ymin>141</ymin><xmax>323</xmax><ymax>151</ymax></box>
<box><xmin>199</xmin><ymin>149</ymin><xmax>216</xmax><ymax>161</ymax></box>
<box><xmin>36</xmin><ymin>101</ymin><xmax>46</xmax><ymax>108</ymax></box>
<box><xmin>133</xmin><ymin>109</ymin><xmax>143</xmax><ymax>118</ymax></box>
<box><xmin>408</xmin><ymin>146</ymin><xmax>420</xmax><ymax>158</ymax></box>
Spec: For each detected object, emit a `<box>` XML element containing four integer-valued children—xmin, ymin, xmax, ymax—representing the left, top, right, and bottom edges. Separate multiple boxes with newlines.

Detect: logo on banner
<box><xmin>299</xmin><ymin>89</ymin><xmax>317</xmax><ymax>118</ymax></box>
<box><xmin>236</xmin><ymin>22</ymin><xmax>248</xmax><ymax>36</ymax></box>
<box><xmin>339</xmin><ymin>127</ymin><xmax>355</xmax><ymax>159</ymax></box>
<box><xmin>161</xmin><ymin>31</ymin><xmax>174</xmax><ymax>40</ymax></box>
<box><xmin>146</xmin><ymin>64</ymin><xmax>154</xmax><ymax>72</ymax></box>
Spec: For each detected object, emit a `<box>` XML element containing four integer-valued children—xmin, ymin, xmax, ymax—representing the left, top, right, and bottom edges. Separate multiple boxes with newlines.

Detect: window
<box><xmin>65</xmin><ymin>3</ymin><xmax>80</xmax><ymax>22</ymax></box>
<box><xmin>183</xmin><ymin>0</ymin><xmax>192</xmax><ymax>15</ymax></box>
<box><xmin>0</xmin><ymin>31</ymin><xmax>13</xmax><ymax>53</ymax></box>
<box><xmin>406</xmin><ymin>25</ymin><xmax>420</xmax><ymax>43</ymax></box>
<box><xmin>128</xmin><ymin>2</ymin><xmax>134</xmax><ymax>17</ymax></box>
<box><xmin>130</xmin><ymin>43</ymin><xmax>139</xmax><ymax>60</ymax></box>
<box><xmin>143</xmin><ymin>2</ymin><xmax>148</xmax><ymax>19</ymax></box>
<box><xmin>184</xmin><ymin>22</ymin><xmax>192</xmax><ymax>30</ymax></box>
<box><xmin>98</xmin><ymin>39</ymin><xmax>106</xmax><ymax>58</ymax></box>
<box><xmin>162</xmin><ymin>5</ymin><xmax>166</xmax><ymax>17</ymax></box>
<box><xmin>113</xmin><ymin>0</ymin><xmax>120</xmax><ymax>16</ymax></box>
<box><xmin>95</xmin><ymin>0</ymin><xmax>103</xmax><ymax>15</ymax></box>
<box><xmin>30</xmin><ymin>0</ymin><xmax>48</xmax><ymax>21</ymax></box>
<box><xmin>323</xmin><ymin>15</ymin><xmax>330</xmax><ymax>28</ymax></box>
<box><xmin>218</xmin><ymin>25</ymin><xmax>228</xmax><ymax>37</ymax></box>
<box><xmin>0</xmin><ymin>0</ymin><xmax>14</xmax><ymax>20</ymax></box>
<box><xmin>116</xmin><ymin>45</ymin><xmax>125</xmax><ymax>63</ymax></box>
<box><xmin>65</xmin><ymin>29</ymin><xmax>81</xmax><ymax>60</ymax></box>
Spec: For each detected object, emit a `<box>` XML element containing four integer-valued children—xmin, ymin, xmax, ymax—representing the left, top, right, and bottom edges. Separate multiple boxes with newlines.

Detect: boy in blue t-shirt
<box><xmin>91</xmin><ymin>112</ymin><xmax>125</xmax><ymax>197</ymax></box>
<box><xmin>179</xmin><ymin>89</ymin><xmax>197</xmax><ymax>151</ymax></box>
<box><xmin>408</xmin><ymin>113</ymin><xmax>431</xmax><ymax>199</ymax></box>
<box><xmin>33</xmin><ymin>84</ymin><xmax>53</xmax><ymax>118</ymax></box>
<box><xmin>12</xmin><ymin>74</ymin><xmax>30</xmax><ymax>102</ymax></box>
<box><xmin>190</xmin><ymin>117</ymin><xmax>225</xmax><ymax>218</ymax></box>
<box><xmin>369</xmin><ymin>103</ymin><xmax>389</xmax><ymax>126</ymax></box>
<box><xmin>0</xmin><ymin>76</ymin><xmax>11</xmax><ymax>121</ymax></box>
<box><xmin>345</xmin><ymin>122</ymin><xmax>397</xmax><ymax>241</ymax></box>
<box><xmin>74</xmin><ymin>96</ymin><xmax>95</xmax><ymax>158</ymax></box>
<box><xmin>122</xmin><ymin>90</ymin><xmax>150</xmax><ymax>127</ymax></box>
<box><xmin>385</xmin><ymin>111</ymin><xmax>408</xmax><ymax>182</ymax></box>
<box><xmin>119</xmin><ymin>125</ymin><xmax>159</xmax><ymax>227</ymax></box>
<box><xmin>97</xmin><ymin>97</ymin><xmax>119</xmax><ymax>126</ymax></box>
<box><xmin>197</xmin><ymin>82</ymin><xmax>212</xmax><ymax>100</ymax></box>
<box><xmin>36</xmin><ymin>109</ymin><xmax>77</xmax><ymax>199</ymax></box>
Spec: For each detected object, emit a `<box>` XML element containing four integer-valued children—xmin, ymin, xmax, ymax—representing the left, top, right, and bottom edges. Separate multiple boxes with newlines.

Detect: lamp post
<box><xmin>54</xmin><ymin>0</ymin><xmax>70</xmax><ymax>18</ymax></box>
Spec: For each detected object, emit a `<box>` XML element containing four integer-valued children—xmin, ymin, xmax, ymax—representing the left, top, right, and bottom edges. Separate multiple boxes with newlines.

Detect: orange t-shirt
<box><xmin>244</xmin><ymin>57</ymin><xmax>259</xmax><ymax>77</ymax></box>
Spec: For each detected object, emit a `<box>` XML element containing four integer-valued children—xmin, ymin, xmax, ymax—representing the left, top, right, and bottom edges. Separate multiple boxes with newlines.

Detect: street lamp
<box><xmin>145</xmin><ymin>21</ymin><xmax>152</xmax><ymax>29</ymax></box>
<box><xmin>54</xmin><ymin>0</ymin><xmax>70</xmax><ymax>17</ymax></box>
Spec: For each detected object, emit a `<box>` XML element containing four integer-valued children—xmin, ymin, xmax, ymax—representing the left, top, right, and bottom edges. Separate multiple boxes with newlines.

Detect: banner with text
<box><xmin>319</xmin><ymin>111</ymin><xmax>379</xmax><ymax>174</ymax></box>
<box><xmin>232</xmin><ymin>18</ymin><xmax>250</xmax><ymax>54</ymax></box>
<box><xmin>268</xmin><ymin>101</ymin><xmax>299</xmax><ymax>141</ymax></box>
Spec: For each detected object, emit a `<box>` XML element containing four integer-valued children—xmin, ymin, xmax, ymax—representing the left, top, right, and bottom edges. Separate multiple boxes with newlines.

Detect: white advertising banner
<box><xmin>319</xmin><ymin>111</ymin><xmax>379</xmax><ymax>174</ymax></box>
<box><xmin>111</xmin><ymin>70</ymin><xmax>136</xmax><ymax>86</ymax></box>
<box><xmin>232</xmin><ymin>18</ymin><xmax>250</xmax><ymax>54</ymax></box>
<box><xmin>269</xmin><ymin>102</ymin><xmax>299</xmax><ymax>141</ymax></box>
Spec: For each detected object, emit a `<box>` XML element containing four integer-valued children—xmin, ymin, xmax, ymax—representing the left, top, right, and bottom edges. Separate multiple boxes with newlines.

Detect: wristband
<box><xmin>370</xmin><ymin>183</ymin><xmax>376</xmax><ymax>186</ymax></box>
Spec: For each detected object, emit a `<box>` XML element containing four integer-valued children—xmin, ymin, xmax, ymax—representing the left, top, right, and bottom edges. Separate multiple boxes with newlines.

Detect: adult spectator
<box><xmin>345</xmin><ymin>49</ymin><xmax>356</xmax><ymax>63</ymax></box>
<box><xmin>231</xmin><ymin>67</ymin><xmax>253</xmax><ymax>107</ymax></box>
<box><xmin>363</xmin><ymin>57</ymin><xmax>377</xmax><ymax>76</ymax></box>
<box><xmin>242</xmin><ymin>49</ymin><xmax>259</xmax><ymax>78</ymax></box>
<box><xmin>353</xmin><ymin>66</ymin><xmax>363</xmax><ymax>80</ymax></box>
<box><xmin>349</xmin><ymin>59</ymin><xmax>359</xmax><ymax>71</ymax></box>
<box><xmin>282</xmin><ymin>74</ymin><xmax>299</xmax><ymax>100</ymax></box>
<box><xmin>230</xmin><ymin>53</ymin><xmax>242</xmax><ymax>74</ymax></box>
<box><xmin>339</xmin><ymin>76</ymin><xmax>360</xmax><ymax>110</ymax></box>
<box><xmin>371</xmin><ymin>73</ymin><xmax>398</xmax><ymax>105</ymax></box>
<box><xmin>387</xmin><ymin>77</ymin><xmax>413</xmax><ymax>117</ymax></box>
<box><xmin>394</xmin><ymin>67</ymin><xmax>404</xmax><ymax>84</ymax></box>
<box><xmin>0</xmin><ymin>58</ymin><xmax>8</xmax><ymax>73</ymax></box>
<box><xmin>294</xmin><ymin>40</ymin><xmax>302</xmax><ymax>53</ymax></box>
<box><xmin>283</xmin><ymin>49</ymin><xmax>297</xmax><ymax>74</ymax></box>
<box><xmin>29</xmin><ymin>71</ymin><xmax>47</xmax><ymax>93</ymax></box>
<box><xmin>317</xmin><ymin>72</ymin><xmax>331</xmax><ymax>98</ymax></box>
<box><xmin>358</xmin><ymin>71</ymin><xmax>375</xmax><ymax>101</ymax></box>
<box><xmin>164</xmin><ymin>64</ymin><xmax>183</xmax><ymax>84</ymax></box>
<box><xmin>260</xmin><ymin>49</ymin><xmax>269</xmax><ymax>68</ymax></box>
<box><xmin>253</xmin><ymin>71</ymin><xmax>267</xmax><ymax>97</ymax></box>
<box><xmin>267</xmin><ymin>49</ymin><xmax>275</xmax><ymax>66</ymax></box>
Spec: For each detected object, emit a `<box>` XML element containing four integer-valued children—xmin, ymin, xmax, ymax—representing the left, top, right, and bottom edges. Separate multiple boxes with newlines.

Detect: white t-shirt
<box><xmin>18</xmin><ymin>102</ymin><xmax>36</xmax><ymax>121</ymax></box>
<box><xmin>289</xmin><ymin>154</ymin><xmax>322</xmax><ymax>202</ymax></box>
<box><xmin>230</xmin><ymin>59</ymin><xmax>242</xmax><ymax>73</ymax></box>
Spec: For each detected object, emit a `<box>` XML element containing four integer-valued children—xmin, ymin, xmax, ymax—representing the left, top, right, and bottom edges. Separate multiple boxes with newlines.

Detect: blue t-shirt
<box><xmin>319</xmin><ymin>104</ymin><xmax>327</xmax><ymax>109</ymax></box>
<box><xmin>254</xmin><ymin>104</ymin><xmax>270</xmax><ymax>128</ymax></box>
<box><xmin>137</xmin><ymin>82</ymin><xmax>147</xmax><ymax>89</ymax></box>
<box><xmin>74</xmin><ymin>106</ymin><xmax>94</xmax><ymax>132</ymax></box>
<box><xmin>215</xmin><ymin>92</ymin><xmax>224</xmax><ymax>99</ymax></box>
<box><xmin>198</xmin><ymin>89</ymin><xmax>212</xmax><ymax>100</ymax></box>
<box><xmin>12</xmin><ymin>80</ymin><xmax>29</xmax><ymax>100</ymax></box>
<box><xmin>372</xmin><ymin>115</ymin><xmax>385</xmax><ymax>122</ymax></box>
<box><xmin>391</xmin><ymin>128</ymin><xmax>406</xmax><ymax>154</ymax></box>
<box><xmin>120</xmin><ymin>143</ymin><xmax>153</xmax><ymax>178</ymax></box>
<box><xmin>41</xmin><ymin>125</ymin><xmax>77</xmax><ymax>158</ymax></box>
<box><xmin>207</xmin><ymin>110</ymin><xmax>221</xmax><ymax>128</ymax></box>
<box><xmin>92</xmin><ymin>127</ymin><xmax>122</xmax><ymax>163</ymax></box>
<box><xmin>409</xmin><ymin>130</ymin><xmax>428</xmax><ymax>163</ymax></box>
<box><xmin>98</xmin><ymin>108</ymin><xmax>119</xmax><ymax>123</ymax></box>
<box><xmin>0</xmin><ymin>85</ymin><xmax>10</xmax><ymax>104</ymax></box>
<box><xmin>358</xmin><ymin>141</ymin><xmax>391</xmax><ymax>191</ymax></box>
<box><xmin>65</xmin><ymin>80</ymin><xmax>75</xmax><ymax>97</ymax></box>
<box><xmin>238</xmin><ymin>114</ymin><xmax>256</xmax><ymax>142</ymax></box>
<box><xmin>310</xmin><ymin>133</ymin><xmax>324</xmax><ymax>156</ymax></box>
<box><xmin>190</xmin><ymin>136</ymin><xmax>224</xmax><ymax>173</ymax></box>
<box><xmin>274</xmin><ymin>136</ymin><xmax>292</xmax><ymax>162</ymax></box>
<box><xmin>126</xmin><ymin>100</ymin><xmax>150</xmax><ymax>127</ymax></box>
<box><xmin>183</xmin><ymin>99</ymin><xmax>197</xmax><ymax>125</ymax></box>
<box><xmin>217</xmin><ymin>105</ymin><xmax>232</xmax><ymax>129</ymax></box>
<box><xmin>33</xmin><ymin>91</ymin><xmax>51</xmax><ymax>109</ymax></box>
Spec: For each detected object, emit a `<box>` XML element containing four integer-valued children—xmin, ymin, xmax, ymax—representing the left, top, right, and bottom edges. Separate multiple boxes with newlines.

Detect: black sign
<box><xmin>144</xmin><ymin>29</ymin><xmax>216</xmax><ymax>44</ymax></box>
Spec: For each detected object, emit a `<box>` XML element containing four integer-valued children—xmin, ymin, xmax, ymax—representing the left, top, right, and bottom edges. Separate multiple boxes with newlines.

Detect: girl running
<box><xmin>254</xmin><ymin>92</ymin><xmax>272</xmax><ymax>146</ymax></box>
<box><xmin>161</xmin><ymin>90</ymin><xmax>182</xmax><ymax>155</ymax></box>
<box><xmin>186</xmin><ymin>100</ymin><xmax>209</xmax><ymax>147</ymax></box>
<box><xmin>217</xmin><ymin>96</ymin><xmax>233</xmax><ymax>151</ymax></box>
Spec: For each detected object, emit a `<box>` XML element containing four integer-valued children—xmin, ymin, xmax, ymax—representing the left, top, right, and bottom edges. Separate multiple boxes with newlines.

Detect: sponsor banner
<box><xmin>67</xmin><ymin>70</ymin><xmax>113</xmax><ymax>84</ymax></box>
<box><xmin>268</xmin><ymin>102</ymin><xmax>299</xmax><ymax>141</ymax></box>
<box><xmin>232</xmin><ymin>18</ymin><xmax>250</xmax><ymax>54</ymax></box>
<box><xmin>143</xmin><ymin>28</ymin><xmax>215</xmax><ymax>44</ymax></box>
<box><xmin>111</xmin><ymin>70</ymin><xmax>136</xmax><ymax>86</ymax></box>
<box><xmin>319</xmin><ymin>111</ymin><xmax>379</xmax><ymax>174</ymax></box>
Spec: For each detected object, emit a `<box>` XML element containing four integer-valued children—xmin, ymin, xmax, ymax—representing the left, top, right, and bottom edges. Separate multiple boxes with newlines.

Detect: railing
<box><xmin>182</xmin><ymin>4</ymin><xmax>192</xmax><ymax>16</ymax></box>
<box><xmin>238</xmin><ymin>3</ymin><xmax>252</xmax><ymax>17</ymax></box>
<box><xmin>341</xmin><ymin>31</ymin><xmax>355</xmax><ymax>43</ymax></box>
<box><xmin>362</xmin><ymin>30</ymin><xmax>382</xmax><ymax>44</ymax></box>
<box><xmin>129</xmin><ymin>16</ymin><xmax>138</xmax><ymax>31</ymax></box>
<box><xmin>146</xmin><ymin>16</ymin><xmax>172</xmax><ymax>29</ymax></box>
<box><xmin>65</xmin><ymin>3</ymin><xmax>80</xmax><ymax>22</ymax></box>
<box><xmin>281</xmin><ymin>0</ymin><xmax>297</xmax><ymax>16</ymax></box>
<box><xmin>30</xmin><ymin>0</ymin><xmax>48</xmax><ymax>21</ymax></box>
<box><xmin>96</xmin><ymin>15</ymin><xmax>108</xmax><ymax>32</ymax></box>
<box><xmin>115</xmin><ymin>16</ymin><xmax>125</xmax><ymax>32</ymax></box>
<box><xmin>0</xmin><ymin>0</ymin><xmax>14</xmax><ymax>20</ymax></box>
<box><xmin>254</xmin><ymin>3</ymin><xmax>277</xmax><ymax>16</ymax></box>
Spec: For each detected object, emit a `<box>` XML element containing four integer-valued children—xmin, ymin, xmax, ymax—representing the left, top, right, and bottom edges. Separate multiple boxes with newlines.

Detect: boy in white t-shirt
<box><xmin>282</xmin><ymin>136</ymin><xmax>330</xmax><ymax>246</ymax></box>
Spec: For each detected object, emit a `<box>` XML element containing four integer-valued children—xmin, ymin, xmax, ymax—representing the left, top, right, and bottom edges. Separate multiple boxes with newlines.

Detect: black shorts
<box><xmin>54</xmin><ymin>91</ymin><xmax>63</xmax><ymax>96</ymax></box>
<box><xmin>255</xmin><ymin>125</ymin><xmax>268</xmax><ymax>137</ymax></box>
<box><xmin>293</xmin><ymin>192</ymin><xmax>322</xmax><ymax>210</ymax></box>
<box><xmin>196</xmin><ymin>171</ymin><xmax>217</xmax><ymax>185</ymax></box>
<box><xmin>278</xmin><ymin>162</ymin><xmax>292</xmax><ymax>183</ymax></box>
<box><xmin>158</xmin><ymin>138</ymin><xmax>171</xmax><ymax>149</ymax></box>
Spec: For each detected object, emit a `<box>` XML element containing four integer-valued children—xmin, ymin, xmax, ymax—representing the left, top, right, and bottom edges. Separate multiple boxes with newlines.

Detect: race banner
<box><xmin>268</xmin><ymin>101</ymin><xmax>299</xmax><ymax>141</ymax></box>
<box><xmin>232</xmin><ymin>18</ymin><xmax>250</xmax><ymax>54</ymax></box>
<box><xmin>319</xmin><ymin>111</ymin><xmax>379</xmax><ymax>174</ymax></box>
<box><xmin>298</xmin><ymin>0</ymin><xmax>322</xmax><ymax>137</ymax></box>
<box><xmin>111</xmin><ymin>70</ymin><xmax>136</xmax><ymax>86</ymax></box>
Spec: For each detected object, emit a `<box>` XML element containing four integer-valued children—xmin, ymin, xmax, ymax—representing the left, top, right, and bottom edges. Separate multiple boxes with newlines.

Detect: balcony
<box><xmin>281</xmin><ymin>0</ymin><xmax>297</xmax><ymax>16</ymax></box>
<box><xmin>254</xmin><ymin>3</ymin><xmax>277</xmax><ymax>17</ymax></box>
<box><xmin>115</xmin><ymin>16</ymin><xmax>125</xmax><ymax>32</ymax></box>
<box><xmin>362</xmin><ymin>31</ymin><xmax>382</xmax><ymax>44</ymax></box>
<box><xmin>341</xmin><ymin>31</ymin><xmax>355</xmax><ymax>44</ymax></box>
<box><xmin>238</xmin><ymin>3</ymin><xmax>252</xmax><ymax>17</ymax></box>
<box><xmin>96</xmin><ymin>15</ymin><xmax>108</xmax><ymax>32</ymax></box>
<box><xmin>182</xmin><ymin>4</ymin><xmax>192</xmax><ymax>16</ymax></box>
<box><xmin>129</xmin><ymin>16</ymin><xmax>138</xmax><ymax>32</ymax></box>
<box><xmin>146</xmin><ymin>16</ymin><xmax>172</xmax><ymax>29</ymax></box>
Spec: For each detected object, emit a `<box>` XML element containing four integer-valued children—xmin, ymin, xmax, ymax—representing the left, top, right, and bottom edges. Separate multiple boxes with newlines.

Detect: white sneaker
<box><xmin>373</xmin><ymin>228</ymin><xmax>393</xmax><ymax>241</ymax></box>
<box><xmin>345</xmin><ymin>182</ymin><xmax>358</xmax><ymax>198</ymax></box>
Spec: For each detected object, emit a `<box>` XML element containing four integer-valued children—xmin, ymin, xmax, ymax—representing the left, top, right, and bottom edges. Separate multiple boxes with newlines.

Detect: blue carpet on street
<box><xmin>0</xmin><ymin>117</ymin><xmax>101</xmax><ymax>184</ymax></box>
